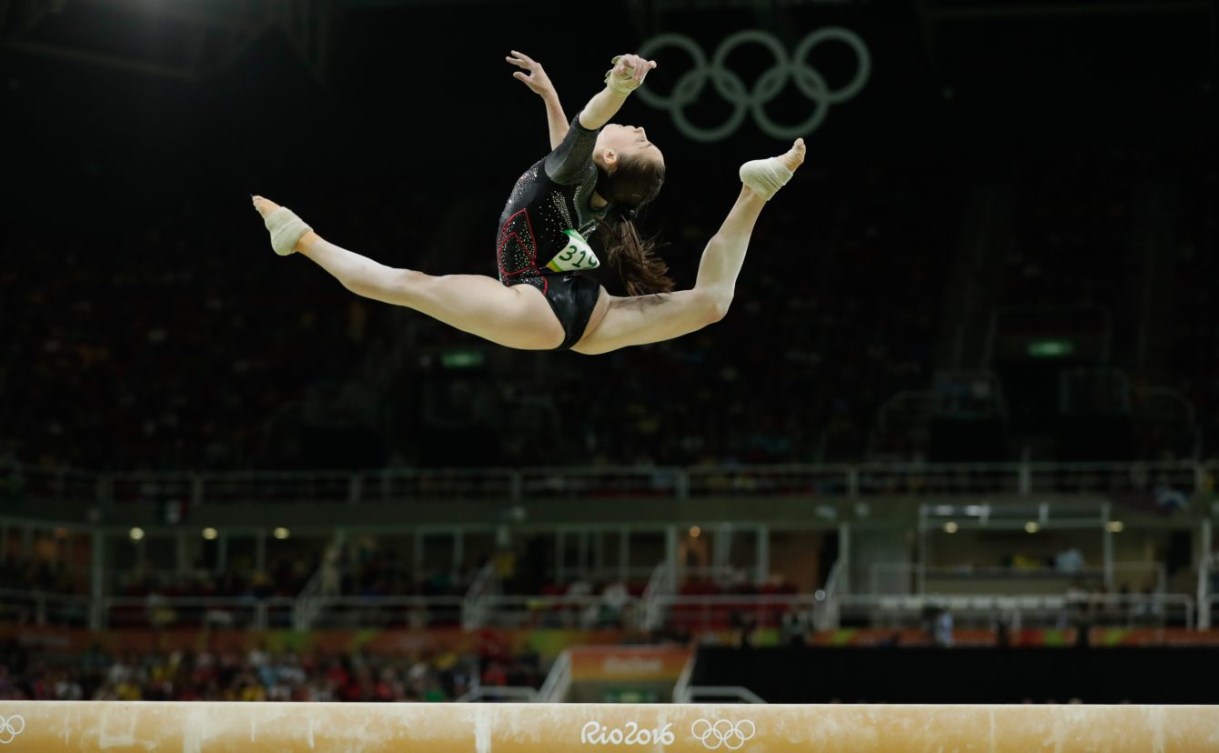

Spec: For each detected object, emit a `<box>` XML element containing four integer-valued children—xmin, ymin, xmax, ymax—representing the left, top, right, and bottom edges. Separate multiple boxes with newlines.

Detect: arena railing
<box><xmin>302</xmin><ymin>595</ymin><xmax>466</xmax><ymax>629</ymax></box>
<box><xmin>9</xmin><ymin>459</ymin><xmax>1214</xmax><ymax>507</ymax></box>
<box><xmin>99</xmin><ymin>596</ymin><xmax>297</xmax><ymax>630</ymax></box>
<box><xmin>866</xmin><ymin>562</ymin><xmax>1169</xmax><ymax>597</ymax></box>
<box><xmin>0</xmin><ymin>589</ymin><xmax>297</xmax><ymax>630</ymax></box>
<box><xmin>0</xmin><ymin>587</ymin><xmax>1200</xmax><ymax>631</ymax></box>
<box><xmin>0</xmin><ymin>587</ymin><xmax>93</xmax><ymax>627</ymax></box>
<box><xmin>833</xmin><ymin>592</ymin><xmax>1196</xmax><ymax>631</ymax></box>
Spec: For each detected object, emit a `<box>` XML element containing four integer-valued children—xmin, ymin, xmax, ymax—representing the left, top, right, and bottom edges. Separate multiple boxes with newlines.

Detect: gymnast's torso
<box><xmin>495</xmin><ymin>118</ymin><xmax>609</xmax><ymax>294</ymax></box>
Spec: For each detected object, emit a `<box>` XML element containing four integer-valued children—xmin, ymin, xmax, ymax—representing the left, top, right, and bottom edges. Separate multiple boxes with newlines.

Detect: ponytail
<box><xmin>594</xmin><ymin>153</ymin><xmax>674</xmax><ymax>296</ymax></box>
<box><xmin>599</xmin><ymin>208</ymin><xmax>674</xmax><ymax>296</ymax></box>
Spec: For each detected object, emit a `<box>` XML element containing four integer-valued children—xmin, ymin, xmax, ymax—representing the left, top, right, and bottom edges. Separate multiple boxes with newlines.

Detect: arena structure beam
<box><xmin>0</xmin><ymin>0</ymin><xmax>334</xmax><ymax>83</ymax></box>
<box><xmin>0</xmin><ymin>701</ymin><xmax>1216</xmax><ymax>752</ymax></box>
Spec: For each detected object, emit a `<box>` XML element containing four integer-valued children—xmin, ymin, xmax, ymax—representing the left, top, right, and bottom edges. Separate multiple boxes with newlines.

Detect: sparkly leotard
<box><xmin>496</xmin><ymin>116</ymin><xmax>607</xmax><ymax>350</ymax></box>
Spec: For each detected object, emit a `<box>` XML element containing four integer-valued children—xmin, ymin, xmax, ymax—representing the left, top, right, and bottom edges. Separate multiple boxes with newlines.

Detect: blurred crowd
<box><xmin>0</xmin><ymin>639</ymin><xmax>541</xmax><ymax>702</ymax></box>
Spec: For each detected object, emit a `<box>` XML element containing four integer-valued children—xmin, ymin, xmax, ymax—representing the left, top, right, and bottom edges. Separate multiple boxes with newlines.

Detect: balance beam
<box><xmin>0</xmin><ymin>701</ymin><xmax>1213</xmax><ymax>752</ymax></box>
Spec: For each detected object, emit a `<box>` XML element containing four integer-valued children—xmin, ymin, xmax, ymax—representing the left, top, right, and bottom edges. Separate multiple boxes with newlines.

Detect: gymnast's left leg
<box><xmin>251</xmin><ymin>196</ymin><xmax>566</xmax><ymax>350</ymax></box>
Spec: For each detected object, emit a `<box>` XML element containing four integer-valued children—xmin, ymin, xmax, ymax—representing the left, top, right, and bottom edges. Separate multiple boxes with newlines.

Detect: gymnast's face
<box><xmin>595</xmin><ymin>124</ymin><xmax>664</xmax><ymax>172</ymax></box>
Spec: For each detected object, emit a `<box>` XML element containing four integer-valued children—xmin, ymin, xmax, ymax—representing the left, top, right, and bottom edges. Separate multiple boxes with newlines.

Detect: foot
<box><xmin>740</xmin><ymin>137</ymin><xmax>806</xmax><ymax>201</ymax></box>
<box><xmin>776</xmin><ymin>137</ymin><xmax>806</xmax><ymax>173</ymax></box>
<box><xmin>252</xmin><ymin>195</ymin><xmax>313</xmax><ymax>255</ymax></box>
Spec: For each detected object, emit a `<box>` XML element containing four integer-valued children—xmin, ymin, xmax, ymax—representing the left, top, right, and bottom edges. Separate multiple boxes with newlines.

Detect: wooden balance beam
<box><xmin>0</xmin><ymin>701</ymin><xmax>1214</xmax><ymax>752</ymax></box>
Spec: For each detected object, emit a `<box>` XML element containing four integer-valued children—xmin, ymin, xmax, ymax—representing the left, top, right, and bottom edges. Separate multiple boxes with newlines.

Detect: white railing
<box><xmin>0</xmin><ymin>587</ymin><xmax>93</xmax><ymax>627</ymax></box>
<box><xmin>100</xmin><ymin>596</ymin><xmax>296</xmax><ymax>630</ymax></box>
<box><xmin>649</xmin><ymin>593</ymin><xmax>821</xmax><ymax>633</ymax></box>
<box><xmin>640</xmin><ymin>561</ymin><xmax>676</xmax><ymax>632</ymax></box>
<box><xmin>292</xmin><ymin>533</ymin><xmax>345</xmax><ymax>630</ymax></box>
<box><xmin>462</xmin><ymin>561</ymin><xmax>501</xmax><ymax>629</ymax></box>
<box><xmin>1199</xmin><ymin>553</ymin><xmax>1213</xmax><ymax>630</ymax></box>
<box><xmin>5</xmin><ymin>460</ymin><xmax>1215</xmax><ymax>507</ymax></box>
<box><xmin>469</xmin><ymin>594</ymin><xmax>641</xmax><ymax>630</ymax></box>
<box><xmin>836</xmin><ymin>592</ymin><xmax>1195</xmax><ymax>631</ymax></box>
<box><xmin>813</xmin><ymin>561</ymin><xmax>842</xmax><ymax>631</ymax></box>
<box><xmin>537</xmin><ymin>649</ymin><xmax>573</xmax><ymax>702</ymax></box>
<box><xmin>1206</xmin><ymin>595</ymin><xmax>1219</xmax><ymax>630</ymax></box>
<box><xmin>866</xmin><ymin>562</ymin><xmax>1169</xmax><ymax>597</ymax></box>
<box><xmin>303</xmin><ymin>596</ymin><xmax>465</xmax><ymax>628</ymax></box>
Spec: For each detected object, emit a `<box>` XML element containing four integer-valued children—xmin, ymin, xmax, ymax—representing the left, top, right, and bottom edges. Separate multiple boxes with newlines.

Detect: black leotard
<box><xmin>496</xmin><ymin>116</ymin><xmax>607</xmax><ymax>349</ymax></box>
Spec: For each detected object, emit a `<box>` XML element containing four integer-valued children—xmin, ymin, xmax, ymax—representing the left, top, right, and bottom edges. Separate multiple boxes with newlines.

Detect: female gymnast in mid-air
<box><xmin>253</xmin><ymin>50</ymin><xmax>804</xmax><ymax>354</ymax></box>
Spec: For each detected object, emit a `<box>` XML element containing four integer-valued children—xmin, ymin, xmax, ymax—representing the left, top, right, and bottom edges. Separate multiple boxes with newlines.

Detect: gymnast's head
<box><xmin>593</xmin><ymin>123</ymin><xmax>666</xmax><ymax>212</ymax></box>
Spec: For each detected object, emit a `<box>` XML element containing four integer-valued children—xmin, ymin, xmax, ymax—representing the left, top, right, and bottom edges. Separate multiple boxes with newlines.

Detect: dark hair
<box><xmin>594</xmin><ymin>152</ymin><xmax>674</xmax><ymax>296</ymax></box>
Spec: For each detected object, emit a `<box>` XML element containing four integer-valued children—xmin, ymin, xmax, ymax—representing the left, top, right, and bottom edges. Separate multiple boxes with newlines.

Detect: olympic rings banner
<box><xmin>635</xmin><ymin>28</ymin><xmax>871</xmax><ymax>142</ymax></box>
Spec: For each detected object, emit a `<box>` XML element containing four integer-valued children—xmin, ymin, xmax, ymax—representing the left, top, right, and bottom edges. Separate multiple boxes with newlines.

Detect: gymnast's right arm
<box><xmin>506</xmin><ymin>50</ymin><xmax>569</xmax><ymax>150</ymax></box>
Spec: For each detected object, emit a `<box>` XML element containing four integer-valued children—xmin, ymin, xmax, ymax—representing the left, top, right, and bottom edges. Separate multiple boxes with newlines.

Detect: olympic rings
<box><xmin>690</xmin><ymin>719</ymin><xmax>756</xmax><ymax>750</ymax></box>
<box><xmin>0</xmin><ymin>715</ymin><xmax>25</xmax><ymax>744</ymax></box>
<box><xmin>635</xmin><ymin>28</ymin><xmax>871</xmax><ymax>142</ymax></box>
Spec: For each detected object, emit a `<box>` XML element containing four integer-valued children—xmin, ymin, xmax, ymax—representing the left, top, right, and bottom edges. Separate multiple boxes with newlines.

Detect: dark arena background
<box><xmin>2</xmin><ymin>0</ymin><xmax>1219</xmax><ymax>749</ymax></box>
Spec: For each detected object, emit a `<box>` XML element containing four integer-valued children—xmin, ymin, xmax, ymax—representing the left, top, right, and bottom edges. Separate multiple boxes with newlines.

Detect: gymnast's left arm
<box><xmin>506</xmin><ymin>49</ymin><xmax>569</xmax><ymax>149</ymax></box>
<box><xmin>576</xmin><ymin>53</ymin><xmax>656</xmax><ymax>130</ymax></box>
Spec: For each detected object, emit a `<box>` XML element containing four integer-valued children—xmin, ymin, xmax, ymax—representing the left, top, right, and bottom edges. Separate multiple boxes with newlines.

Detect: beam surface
<box><xmin>0</xmin><ymin>702</ymin><xmax>1217</xmax><ymax>753</ymax></box>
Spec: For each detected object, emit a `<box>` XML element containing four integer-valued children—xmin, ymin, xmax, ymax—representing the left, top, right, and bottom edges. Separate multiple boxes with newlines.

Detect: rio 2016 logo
<box><xmin>581</xmin><ymin>721</ymin><xmax>676</xmax><ymax>746</ymax></box>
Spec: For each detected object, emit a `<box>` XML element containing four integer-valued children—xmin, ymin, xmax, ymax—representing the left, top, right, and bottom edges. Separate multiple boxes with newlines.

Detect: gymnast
<box><xmin>253</xmin><ymin>50</ymin><xmax>804</xmax><ymax>354</ymax></box>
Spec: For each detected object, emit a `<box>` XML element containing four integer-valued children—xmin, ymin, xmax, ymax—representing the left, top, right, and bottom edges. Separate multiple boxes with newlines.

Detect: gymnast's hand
<box><xmin>507</xmin><ymin>50</ymin><xmax>558</xmax><ymax>99</ymax></box>
<box><xmin>604</xmin><ymin>53</ymin><xmax>657</xmax><ymax>94</ymax></box>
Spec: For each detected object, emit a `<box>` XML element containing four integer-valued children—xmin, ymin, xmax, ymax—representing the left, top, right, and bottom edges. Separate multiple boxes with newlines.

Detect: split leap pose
<box><xmin>253</xmin><ymin>50</ymin><xmax>804</xmax><ymax>354</ymax></box>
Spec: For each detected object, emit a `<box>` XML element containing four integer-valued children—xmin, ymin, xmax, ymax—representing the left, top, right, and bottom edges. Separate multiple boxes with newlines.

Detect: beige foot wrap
<box><xmin>739</xmin><ymin>157</ymin><xmax>793</xmax><ymax>201</ymax></box>
<box><xmin>264</xmin><ymin>206</ymin><xmax>312</xmax><ymax>256</ymax></box>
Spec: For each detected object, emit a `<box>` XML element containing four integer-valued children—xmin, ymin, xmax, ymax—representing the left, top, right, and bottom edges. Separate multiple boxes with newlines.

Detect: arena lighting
<box><xmin>128</xmin><ymin>527</ymin><xmax>145</xmax><ymax>542</ymax></box>
<box><xmin>943</xmin><ymin>521</ymin><xmax>959</xmax><ymax>533</ymax></box>
<box><xmin>272</xmin><ymin>527</ymin><xmax>290</xmax><ymax>540</ymax></box>
<box><xmin>201</xmin><ymin>527</ymin><xmax>218</xmax><ymax>540</ymax></box>
<box><xmin>1108</xmin><ymin>521</ymin><xmax>1125</xmax><ymax>533</ymax></box>
<box><xmin>1025</xmin><ymin>522</ymin><xmax>1040</xmax><ymax>533</ymax></box>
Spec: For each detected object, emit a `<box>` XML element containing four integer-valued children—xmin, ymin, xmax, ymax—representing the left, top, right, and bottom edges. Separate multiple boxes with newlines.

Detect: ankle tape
<box><xmin>264</xmin><ymin>206</ymin><xmax>312</xmax><ymax>256</ymax></box>
<box><xmin>739</xmin><ymin>157</ymin><xmax>793</xmax><ymax>201</ymax></box>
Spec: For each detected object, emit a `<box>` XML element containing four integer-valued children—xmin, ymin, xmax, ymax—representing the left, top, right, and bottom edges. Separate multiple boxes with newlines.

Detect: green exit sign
<box><xmin>1027</xmin><ymin>339</ymin><xmax>1076</xmax><ymax>358</ymax></box>
<box><xmin>441</xmin><ymin>350</ymin><xmax>485</xmax><ymax>369</ymax></box>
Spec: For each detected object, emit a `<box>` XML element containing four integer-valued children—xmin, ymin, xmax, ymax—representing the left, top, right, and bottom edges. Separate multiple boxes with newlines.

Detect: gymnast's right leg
<box><xmin>572</xmin><ymin>138</ymin><xmax>805</xmax><ymax>355</ymax></box>
<box><xmin>252</xmin><ymin>196</ymin><xmax>565</xmax><ymax>350</ymax></box>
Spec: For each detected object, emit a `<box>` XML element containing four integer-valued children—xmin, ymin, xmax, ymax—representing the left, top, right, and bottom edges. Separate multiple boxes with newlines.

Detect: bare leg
<box><xmin>574</xmin><ymin>138</ymin><xmax>806</xmax><ymax>355</ymax></box>
<box><xmin>252</xmin><ymin>197</ymin><xmax>565</xmax><ymax>350</ymax></box>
